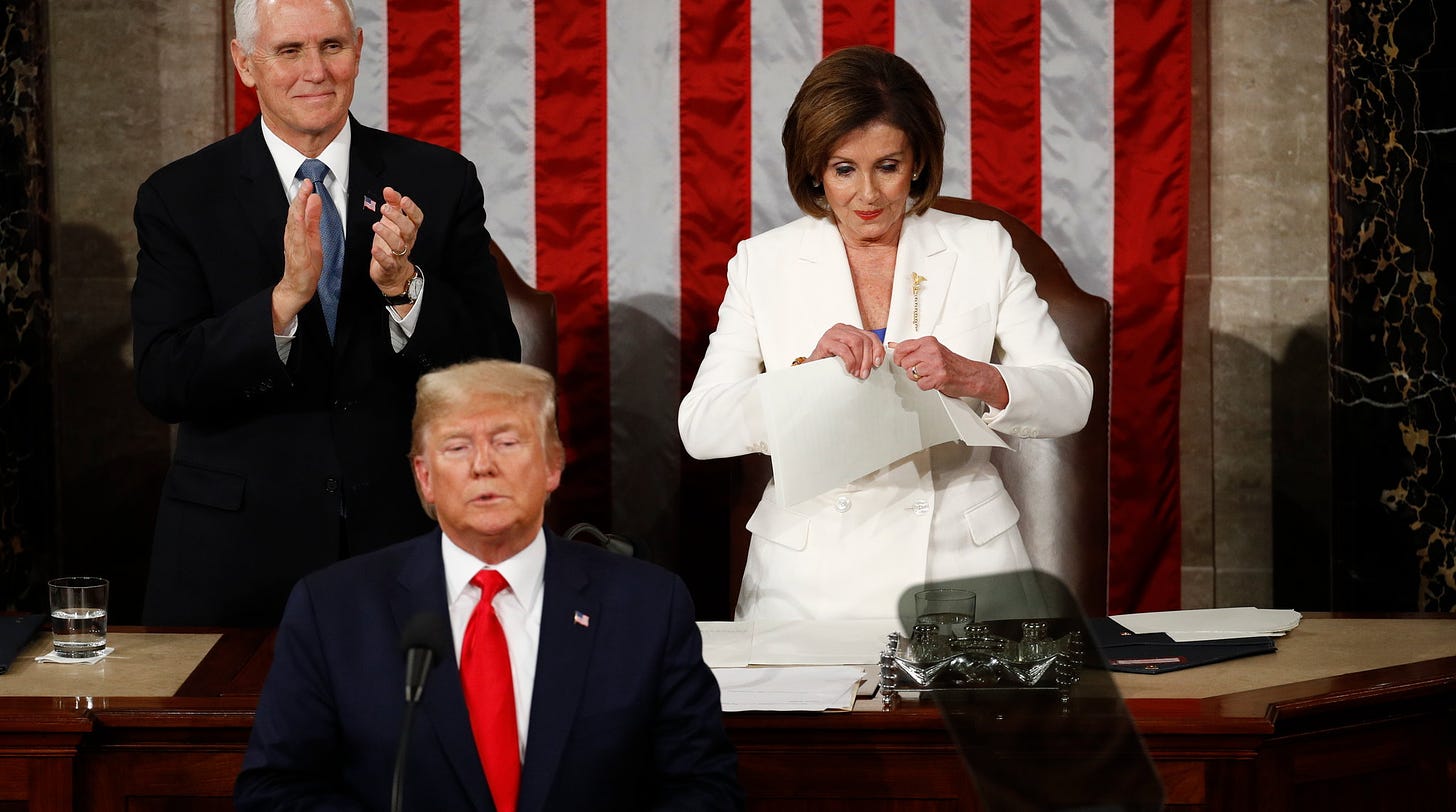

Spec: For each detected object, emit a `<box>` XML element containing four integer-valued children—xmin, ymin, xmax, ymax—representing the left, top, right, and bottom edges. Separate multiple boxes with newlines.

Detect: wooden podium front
<box><xmin>1</xmin><ymin>616</ymin><xmax>1454</xmax><ymax>811</ymax></box>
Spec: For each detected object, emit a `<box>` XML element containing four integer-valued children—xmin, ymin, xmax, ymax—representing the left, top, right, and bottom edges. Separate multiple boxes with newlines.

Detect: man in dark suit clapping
<box><xmin>236</xmin><ymin>360</ymin><xmax>742</xmax><ymax>811</ymax></box>
<box><xmin>131</xmin><ymin>0</ymin><xmax>519</xmax><ymax>626</ymax></box>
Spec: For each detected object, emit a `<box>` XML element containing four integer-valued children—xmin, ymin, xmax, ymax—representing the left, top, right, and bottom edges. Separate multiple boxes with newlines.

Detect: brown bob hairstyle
<box><xmin>782</xmin><ymin>45</ymin><xmax>945</xmax><ymax>220</ymax></box>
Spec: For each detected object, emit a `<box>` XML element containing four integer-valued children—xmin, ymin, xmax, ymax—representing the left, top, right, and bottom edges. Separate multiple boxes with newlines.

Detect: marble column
<box><xmin>1329</xmin><ymin>0</ymin><xmax>1455</xmax><ymax>612</ymax></box>
<box><xmin>0</xmin><ymin>0</ymin><xmax>55</xmax><ymax>611</ymax></box>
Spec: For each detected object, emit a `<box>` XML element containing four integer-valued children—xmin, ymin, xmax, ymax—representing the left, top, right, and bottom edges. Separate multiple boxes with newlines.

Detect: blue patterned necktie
<box><xmin>295</xmin><ymin>158</ymin><xmax>344</xmax><ymax>340</ymax></box>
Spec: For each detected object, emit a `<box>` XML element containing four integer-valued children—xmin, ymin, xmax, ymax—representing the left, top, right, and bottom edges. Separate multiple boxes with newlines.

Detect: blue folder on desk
<box><xmin>0</xmin><ymin>614</ymin><xmax>44</xmax><ymax>674</ymax></box>
<box><xmin>1089</xmin><ymin>616</ymin><xmax>1277</xmax><ymax>674</ymax></box>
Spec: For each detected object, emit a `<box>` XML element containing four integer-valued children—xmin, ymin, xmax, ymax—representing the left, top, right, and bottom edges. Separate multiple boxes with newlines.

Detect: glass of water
<box><xmin>48</xmin><ymin>576</ymin><xmax>109</xmax><ymax>658</ymax></box>
<box><xmin>914</xmin><ymin>587</ymin><xmax>977</xmax><ymax>639</ymax></box>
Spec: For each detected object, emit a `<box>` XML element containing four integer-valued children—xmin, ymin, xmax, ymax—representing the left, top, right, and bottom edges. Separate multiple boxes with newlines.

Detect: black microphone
<box><xmin>401</xmin><ymin>612</ymin><xmax>451</xmax><ymax>703</ymax></box>
<box><xmin>392</xmin><ymin>612</ymin><xmax>452</xmax><ymax>812</ymax></box>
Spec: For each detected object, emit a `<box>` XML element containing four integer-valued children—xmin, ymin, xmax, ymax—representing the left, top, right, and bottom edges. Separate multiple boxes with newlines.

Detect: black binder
<box><xmin>1089</xmin><ymin>616</ymin><xmax>1277</xmax><ymax>674</ymax></box>
<box><xmin>0</xmin><ymin>614</ymin><xmax>44</xmax><ymax>674</ymax></box>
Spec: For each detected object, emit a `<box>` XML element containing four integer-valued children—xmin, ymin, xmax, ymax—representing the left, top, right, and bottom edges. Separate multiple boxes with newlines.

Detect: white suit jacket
<box><xmin>679</xmin><ymin>208</ymin><xmax>1093</xmax><ymax>621</ymax></box>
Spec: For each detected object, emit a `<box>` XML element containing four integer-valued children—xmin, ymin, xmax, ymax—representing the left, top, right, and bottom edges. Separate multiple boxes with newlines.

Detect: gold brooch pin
<box><xmin>911</xmin><ymin>273</ymin><xmax>927</xmax><ymax>331</ymax></box>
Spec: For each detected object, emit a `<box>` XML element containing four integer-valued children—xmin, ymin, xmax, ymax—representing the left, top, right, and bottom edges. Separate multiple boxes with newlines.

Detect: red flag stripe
<box><xmin>534</xmin><ymin>0</ymin><xmax>611</xmax><ymax>527</ymax></box>
<box><xmin>822</xmin><ymin>0</ymin><xmax>895</xmax><ymax>54</ymax></box>
<box><xmin>1110</xmin><ymin>1</ymin><xmax>1190</xmax><ymax>612</ymax></box>
<box><xmin>387</xmin><ymin>0</ymin><xmax>461</xmax><ymax>151</ymax></box>
<box><xmin>679</xmin><ymin>0</ymin><xmax>753</xmax><ymax>390</ymax></box>
<box><xmin>969</xmin><ymin>0</ymin><xmax>1041</xmax><ymax>229</ymax></box>
<box><xmin>678</xmin><ymin>0</ymin><xmax>754</xmax><ymax>615</ymax></box>
<box><xmin>234</xmin><ymin>73</ymin><xmax>259</xmax><ymax>132</ymax></box>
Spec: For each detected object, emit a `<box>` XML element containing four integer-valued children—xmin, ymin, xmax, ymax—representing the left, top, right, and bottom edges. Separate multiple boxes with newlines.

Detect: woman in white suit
<box><xmin>679</xmin><ymin>46</ymin><xmax>1093</xmax><ymax>622</ymax></box>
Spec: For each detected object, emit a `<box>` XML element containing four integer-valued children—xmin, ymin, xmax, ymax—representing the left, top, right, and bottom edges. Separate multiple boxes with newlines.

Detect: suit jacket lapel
<box><xmin>390</xmin><ymin>531</ymin><xmax>492</xmax><ymax>810</ymax></box>
<box><xmin>234</xmin><ymin>120</ymin><xmax>290</xmax><ymax>289</ymax></box>
<box><xmin>885</xmin><ymin>213</ymin><xmax>956</xmax><ymax>340</ymax></box>
<box><xmin>234</xmin><ymin>118</ymin><xmax>338</xmax><ymax>352</ymax></box>
<box><xmin>338</xmin><ymin>117</ymin><xmax>388</xmax><ymax>356</ymax></box>
<box><xmin>517</xmin><ymin>535</ymin><xmax>599</xmax><ymax>812</ymax></box>
<box><xmin>795</xmin><ymin>218</ymin><xmax>864</xmax><ymax>328</ymax></box>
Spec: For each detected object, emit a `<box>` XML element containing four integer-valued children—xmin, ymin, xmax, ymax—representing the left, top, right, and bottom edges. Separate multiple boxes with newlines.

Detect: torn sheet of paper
<box><xmin>757</xmin><ymin>359</ymin><xmax>1009</xmax><ymax>506</ymax></box>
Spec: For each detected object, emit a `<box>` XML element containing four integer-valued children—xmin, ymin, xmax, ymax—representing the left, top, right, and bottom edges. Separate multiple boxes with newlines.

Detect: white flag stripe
<box><xmin>351</xmin><ymin>0</ymin><xmax>388</xmax><ymax>130</ymax></box>
<box><xmin>897</xmin><ymin>1</ymin><xmax>972</xmax><ymax>199</ymax></box>
<box><xmin>607</xmin><ymin>0</ymin><xmax>682</xmax><ymax>554</ymax></box>
<box><xmin>1041</xmin><ymin>0</ymin><xmax>1114</xmax><ymax>301</ymax></box>
<box><xmin>751</xmin><ymin>0</ymin><xmax>823</xmax><ymax>235</ymax></box>
<box><xmin>461</xmin><ymin>0</ymin><xmax>537</xmax><ymax>284</ymax></box>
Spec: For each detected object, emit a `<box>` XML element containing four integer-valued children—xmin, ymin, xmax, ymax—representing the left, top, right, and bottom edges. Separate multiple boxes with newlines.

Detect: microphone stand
<box><xmin>392</xmin><ymin>614</ymin><xmax>450</xmax><ymax>812</ymax></box>
<box><xmin>391</xmin><ymin>685</ymin><xmax>426</xmax><ymax>812</ymax></box>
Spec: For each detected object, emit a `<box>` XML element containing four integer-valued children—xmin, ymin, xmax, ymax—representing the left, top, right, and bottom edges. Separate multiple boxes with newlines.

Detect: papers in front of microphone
<box><xmin>1108</xmin><ymin>607</ymin><xmax>1302</xmax><ymax>643</ymax></box>
<box><xmin>756</xmin><ymin>358</ymin><xmax>1009</xmax><ymax>506</ymax></box>
<box><xmin>698</xmin><ymin>619</ymin><xmax>889</xmax><ymax>667</ymax></box>
<box><xmin>712</xmin><ymin>665</ymin><xmax>866</xmax><ymax>712</ymax></box>
<box><xmin>697</xmin><ymin>619</ymin><xmax>889</xmax><ymax>711</ymax></box>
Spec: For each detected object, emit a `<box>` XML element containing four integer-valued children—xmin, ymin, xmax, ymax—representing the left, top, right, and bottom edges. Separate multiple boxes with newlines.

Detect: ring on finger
<box><xmin>910</xmin><ymin>365</ymin><xmax>921</xmax><ymax>380</ymax></box>
<box><xmin>391</xmin><ymin>245</ymin><xmax>408</xmax><ymax>257</ymax></box>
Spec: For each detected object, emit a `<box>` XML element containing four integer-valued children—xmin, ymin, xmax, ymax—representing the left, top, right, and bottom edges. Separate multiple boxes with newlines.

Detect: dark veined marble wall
<box><xmin>0</xmin><ymin>0</ymin><xmax>55</xmax><ymax>611</ymax></box>
<box><xmin>1330</xmin><ymin>0</ymin><xmax>1455</xmax><ymax>611</ymax></box>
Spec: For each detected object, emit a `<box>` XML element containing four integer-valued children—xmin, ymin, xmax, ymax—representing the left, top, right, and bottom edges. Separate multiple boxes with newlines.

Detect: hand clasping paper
<box><xmin>756</xmin><ymin>358</ymin><xmax>1010</xmax><ymax>506</ymax></box>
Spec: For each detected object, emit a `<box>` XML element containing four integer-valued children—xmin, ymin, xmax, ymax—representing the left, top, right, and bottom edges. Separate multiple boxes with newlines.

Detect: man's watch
<box><xmin>382</xmin><ymin>265</ymin><xmax>424</xmax><ymax>306</ymax></box>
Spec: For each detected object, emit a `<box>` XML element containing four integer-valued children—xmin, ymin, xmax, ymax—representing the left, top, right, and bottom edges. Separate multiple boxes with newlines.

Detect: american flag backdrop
<box><xmin>233</xmin><ymin>0</ymin><xmax>1190</xmax><ymax>615</ymax></box>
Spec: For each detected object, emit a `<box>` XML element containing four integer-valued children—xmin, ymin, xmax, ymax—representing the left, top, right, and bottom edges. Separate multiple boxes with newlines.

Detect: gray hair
<box><xmin>235</xmin><ymin>0</ymin><xmax>358</xmax><ymax>53</ymax></box>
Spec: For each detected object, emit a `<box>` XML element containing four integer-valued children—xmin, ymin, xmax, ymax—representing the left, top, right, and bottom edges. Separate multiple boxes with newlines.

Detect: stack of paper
<box><xmin>713</xmin><ymin>666</ymin><xmax>867</xmax><ymax>712</ymax></box>
<box><xmin>1093</xmin><ymin>607</ymin><xmax>1302</xmax><ymax>674</ymax></box>
<box><xmin>697</xmin><ymin>619</ymin><xmax>889</xmax><ymax>711</ymax></box>
<box><xmin>1109</xmin><ymin>607</ymin><xmax>1302</xmax><ymax>642</ymax></box>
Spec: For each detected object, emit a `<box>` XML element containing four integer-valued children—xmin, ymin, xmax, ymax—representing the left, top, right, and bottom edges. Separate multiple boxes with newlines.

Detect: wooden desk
<box><xmin>1</xmin><ymin>616</ymin><xmax>1453</xmax><ymax>811</ymax></box>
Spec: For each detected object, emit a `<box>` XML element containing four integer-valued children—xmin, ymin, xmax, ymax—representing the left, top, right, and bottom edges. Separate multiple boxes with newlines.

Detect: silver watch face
<box><xmin>407</xmin><ymin>269</ymin><xmax>424</xmax><ymax>301</ymax></box>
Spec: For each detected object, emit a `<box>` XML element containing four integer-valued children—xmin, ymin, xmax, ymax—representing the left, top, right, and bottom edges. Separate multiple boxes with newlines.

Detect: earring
<box><xmin>912</xmin><ymin>172</ymin><xmax>920</xmax><ymax>181</ymax></box>
<box><xmin>811</xmin><ymin>178</ymin><xmax>821</xmax><ymax>188</ymax></box>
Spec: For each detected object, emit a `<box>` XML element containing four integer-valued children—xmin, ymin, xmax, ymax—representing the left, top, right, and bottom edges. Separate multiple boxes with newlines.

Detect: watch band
<box><xmin>382</xmin><ymin>266</ymin><xmax>422</xmax><ymax>305</ymax></box>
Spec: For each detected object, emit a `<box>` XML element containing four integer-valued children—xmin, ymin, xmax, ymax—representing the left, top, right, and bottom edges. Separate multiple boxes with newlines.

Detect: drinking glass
<box><xmin>914</xmin><ymin>588</ymin><xmax>977</xmax><ymax>638</ymax></box>
<box><xmin>48</xmin><ymin>576</ymin><xmax>109</xmax><ymax>658</ymax></box>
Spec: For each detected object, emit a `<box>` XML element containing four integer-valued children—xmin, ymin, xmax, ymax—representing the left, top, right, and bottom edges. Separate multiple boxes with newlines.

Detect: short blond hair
<box><xmin>411</xmin><ymin>359</ymin><xmax>566</xmax><ymax>469</ymax></box>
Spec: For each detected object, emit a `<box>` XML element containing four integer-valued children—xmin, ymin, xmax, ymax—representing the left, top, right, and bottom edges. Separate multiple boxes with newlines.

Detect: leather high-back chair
<box><xmin>490</xmin><ymin>241</ymin><xmax>563</xmax><ymax>530</ymax></box>
<box><xmin>726</xmin><ymin>198</ymin><xmax>1110</xmax><ymax>618</ymax></box>
<box><xmin>490</xmin><ymin>241</ymin><xmax>557</xmax><ymax>374</ymax></box>
<box><xmin>930</xmin><ymin>196</ymin><xmax>1110</xmax><ymax>616</ymax></box>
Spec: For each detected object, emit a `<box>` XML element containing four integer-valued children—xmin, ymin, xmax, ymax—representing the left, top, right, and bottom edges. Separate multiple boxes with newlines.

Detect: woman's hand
<box><xmin>889</xmin><ymin>337</ymin><xmax>1009</xmax><ymax>409</ymax></box>
<box><xmin>805</xmin><ymin>323</ymin><xmax>885</xmax><ymax>379</ymax></box>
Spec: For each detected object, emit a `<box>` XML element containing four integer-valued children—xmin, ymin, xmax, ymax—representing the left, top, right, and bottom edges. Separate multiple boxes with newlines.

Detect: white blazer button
<box><xmin>835</xmin><ymin>495</ymin><xmax>852</xmax><ymax>513</ymax></box>
<box><xmin>911</xmin><ymin>499</ymin><xmax>930</xmax><ymax>516</ymax></box>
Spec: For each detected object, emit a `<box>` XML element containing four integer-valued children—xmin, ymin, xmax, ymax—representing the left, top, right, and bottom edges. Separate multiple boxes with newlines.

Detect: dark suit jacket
<box><xmin>235</xmin><ymin>530</ymin><xmax>743</xmax><ymax>811</ymax></box>
<box><xmin>131</xmin><ymin>117</ymin><xmax>520</xmax><ymax>626</ymax></box>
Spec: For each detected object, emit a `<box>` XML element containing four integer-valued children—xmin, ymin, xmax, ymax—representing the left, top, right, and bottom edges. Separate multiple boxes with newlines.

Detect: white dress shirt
<box><xmin>441</xmin><ymin>529</ymin><xmax>546</xmax><ymax>761</ymax></box>
<box><xmin>257</xmin><ymin>119</ymin><xmax>423</xmax><ymax>359</ymax></box>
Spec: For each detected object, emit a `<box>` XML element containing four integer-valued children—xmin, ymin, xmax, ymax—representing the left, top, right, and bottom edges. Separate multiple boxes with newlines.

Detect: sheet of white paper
<box><xmin>757</xmin><ymin>359</ymin><xmax>921</xmax><ymax>506</ymax></box>
<box><xmin>1163</xmin><ymin>630</ymin><xmax>1286</xmax><ymax>643</ymax></box>
<box><xmin>697</xmin><ymin>621</ymin><xmax>753</xmax><ymax>668</ymax></box>
<box><xmin>712</xmin><ymin>665</ymin><xmax>866</xmax><ymax>712</ymax></box>
<box><xmin>748</xmin><ymin>618</ymin><xmax>892</xmax><ymax>666</ymax></box>
<box><xmin>1110</xmin><ymin>607</ymin><xmax>1302</xmax><ymax>642</ymax></box>
<box><xmin>757</xmin><ymin>360</ymin><xmax>1008</xmax><ymax>506</ymax></box>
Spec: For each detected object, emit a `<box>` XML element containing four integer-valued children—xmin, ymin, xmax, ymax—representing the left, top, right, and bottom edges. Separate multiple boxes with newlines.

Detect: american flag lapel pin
<box><xmin>573</xmin><ymin>610</ymin><xmax>590</xmax><ymax>628</ymax></box>
<box><xmin>363</xmin><ymin>194</ymin><xmax>377</xmax><ymax>213</ymax></box>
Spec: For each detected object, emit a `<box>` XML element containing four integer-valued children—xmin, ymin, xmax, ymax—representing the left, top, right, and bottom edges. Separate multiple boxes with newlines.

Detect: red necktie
<box><xmin>461</xmin><ymin>569</ymin><xmax>519</xmax><ymax>812</ymax></box>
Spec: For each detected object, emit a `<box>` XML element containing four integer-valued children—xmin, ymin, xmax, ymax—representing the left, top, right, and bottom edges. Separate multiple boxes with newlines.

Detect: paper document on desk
<box><xmin>712</xmin><ymin>666</ymin><xmax>866</xmax><ymax>712</ymax></box>
<box><xmin>697</xmin><ymin>621</ymin><xmax>753</xmax><ymax>668</ymax></box>
<box><xmin>697</xmin><ymin>619</ymin><xmax>890</xmax><ymax>667</ymax></box>
<box><xmin>749</xmin><ymin>618</ymin><xmax>891</xmax><ymax>665</ymax></box>
<box><xmin>757</xmin><ymin>359</ymin><xmax>1009</xmax><ymax>506</ymax></box>
<box><xmin>1109</xmin><ymin>607</ymin><xmax>1302</xmax><ymax>642</ymax></box>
